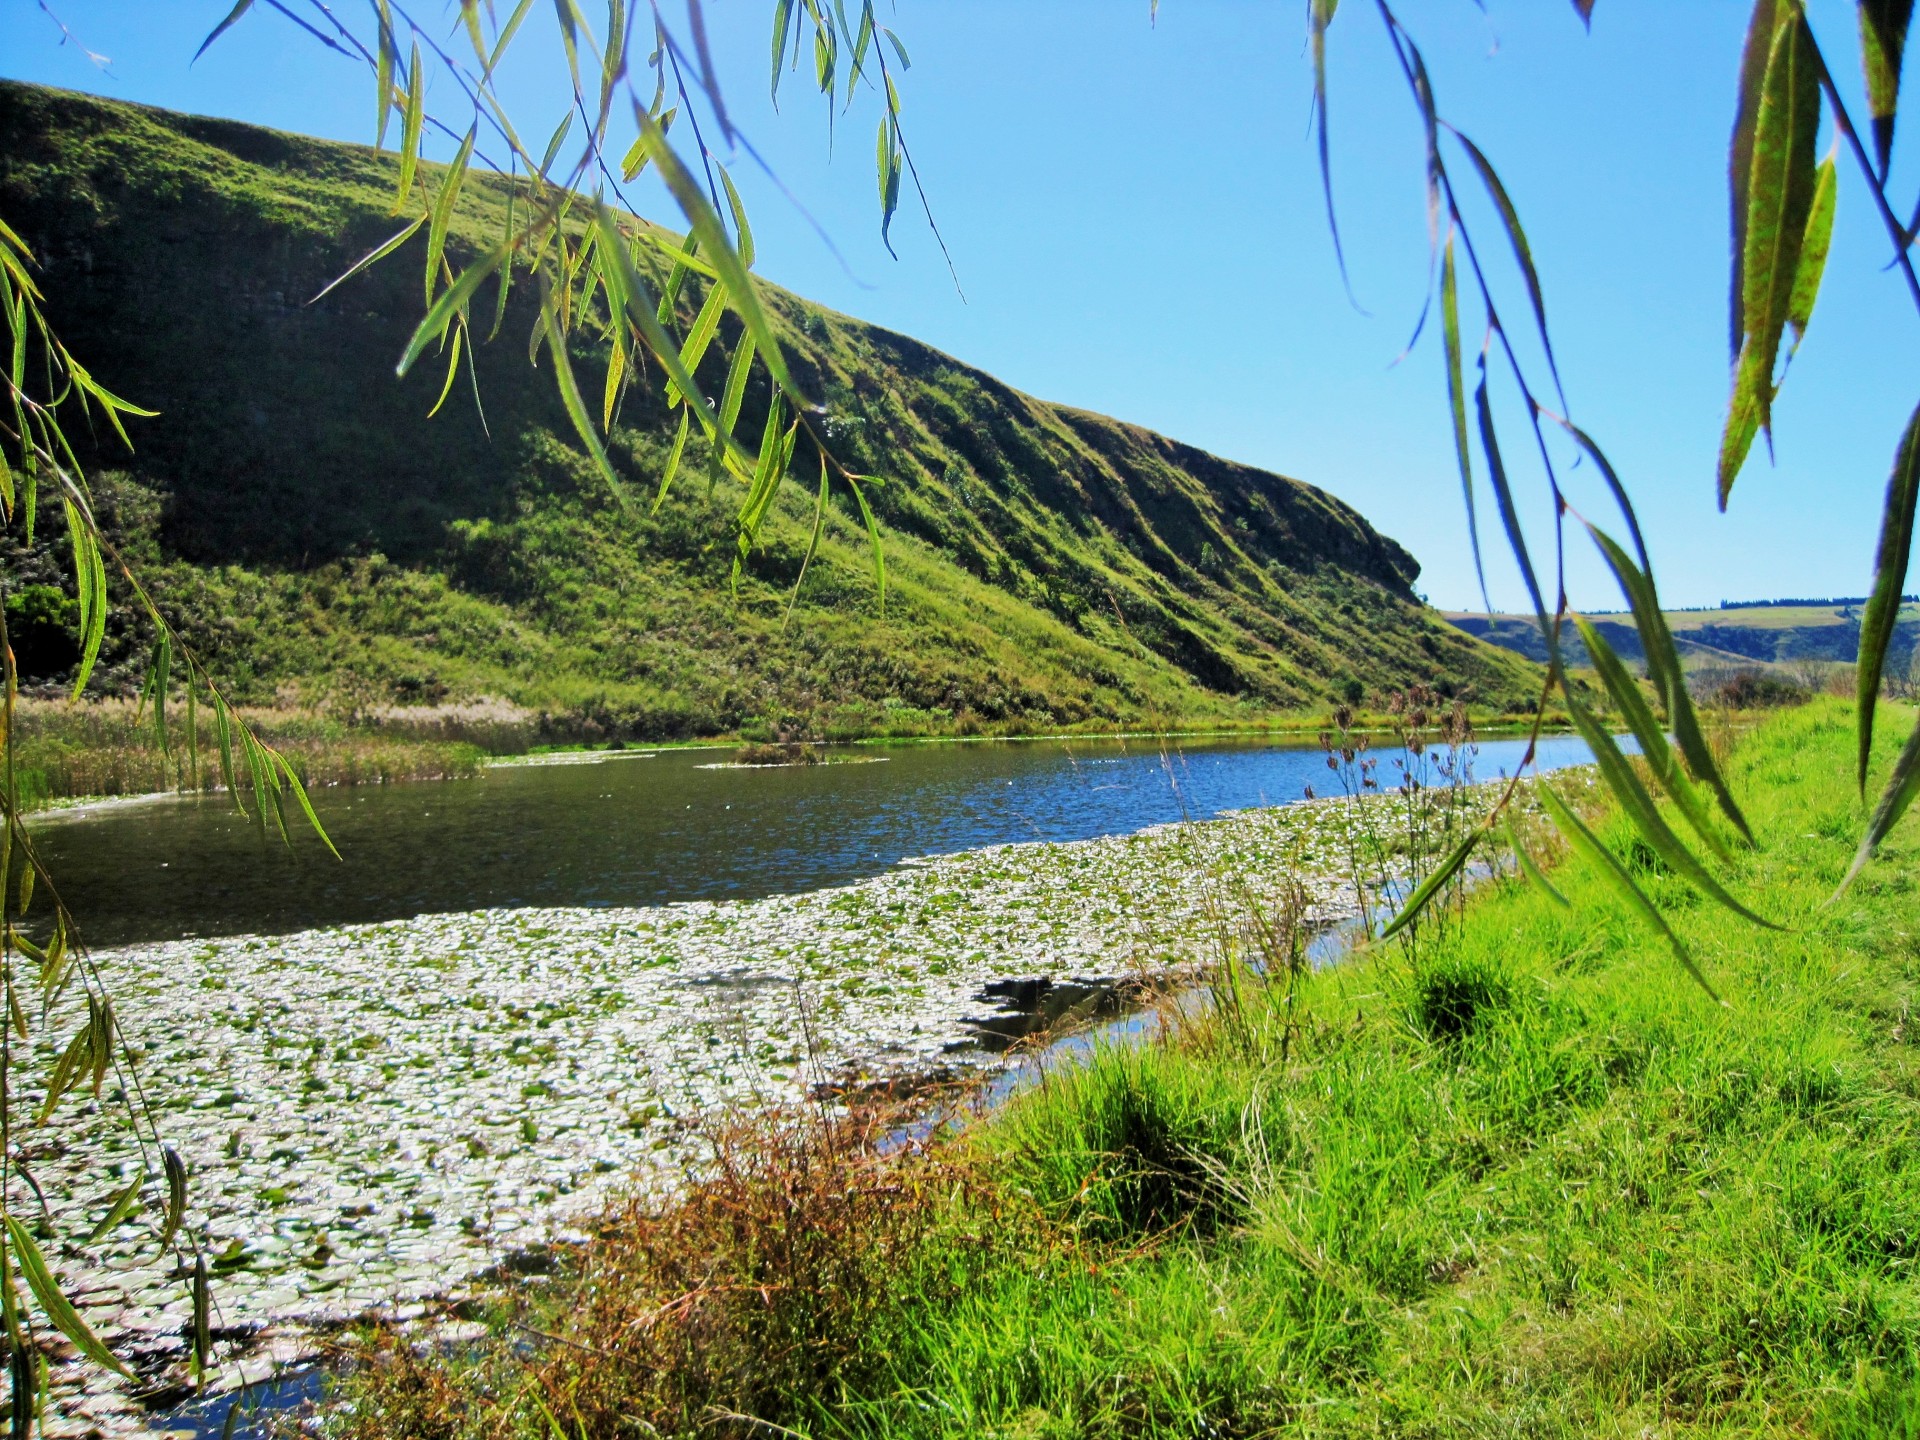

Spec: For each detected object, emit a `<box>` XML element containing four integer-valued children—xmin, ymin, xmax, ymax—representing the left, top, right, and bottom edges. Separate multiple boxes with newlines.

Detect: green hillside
<box><xmin>0</xmin><ymin>82</ymin><xmax>1536</xmax><ymax>741</ymax></box>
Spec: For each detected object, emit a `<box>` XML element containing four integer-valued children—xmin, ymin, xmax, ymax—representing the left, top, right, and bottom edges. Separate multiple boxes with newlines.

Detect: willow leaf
<box><xmin>274</xmin><ymin>752</ymin><xmax>340</xmax><ymax>860</ymax></box>
<box><xmin>1581</xmin><ymin>526</ymin><xmax>1752</xmax><ymax>842</ymax></box>
<box><xmin>1451</xmin><ymin>129</ymin><xmax>1560</xmax><ymax>395</ymax></box>
<box><xmin>603</xmin><ymin>335</ymin><xmax>627</xmax><ymax>432</ymax></box>
<box><xmin>1722</xmin><ymin>6</ymin><xmax>1820</xmax><ymax>507</ymax></box>
<box><xmin>773</xmin><ymin>0</ymin><xmax>798</xmax><ymax>100</ymax></box>
<box><xmin>1564</xmin><ymin>692</ymin><xmax>1779</xmax><ymax>928</ymax></box>
<box><xmin>311</xmin><ymin>216</ymin><xmax>428</xmax><ymax>305</ymax></box>
<box><xmin>666</xmin><ymin>284</ymin><xmax>727</xmax><ymax>411</ymax></box>
<box><xmin>1786</xmin><ymin>150</ymin><xmax>1836</xmax><ymax>354</ymax></box>
<box><xmin>1441</xmin><ymin>231</ymin><xmax>1486</xmax><ymax>608</ymax></box>
<box><xmin>1732</xmin><ymin>0</ymin><xmax>1783</xmax><ymax>357</ymax></box>
<box><xmin>654</xmin><ymin>409</ymin><xmax>691</xmax><ymax>513</ymax></box>
<box><xmin>1573</xmin><ymin>614</ymin><xmax>1729</xmax><ymax>862</ymax></box>
<box><xmin>159</xmin><ymin>1147</ymin><xmax>187</xmax><ymax>1253</ymax></box>
<box><xmin>1858</xmin><ymin>399</ymin><xmax>1920</xmax><ymax>792</ymax></box>
<box><xmin>1842</xmin><ymin>705</ymin><xmax>1920</xmax><ymax>895</ymax></box>
<box><xmin>5</xmin><ymin>1217</ymin><xmax>130</xmax><ymax>1378</ymax></box>
<box><xmin>719</xmin><ymin>165</ymin><xmax>756</xmax><ymax>270</ymax></box>
<box><xmin>785</xmin><ymin>454</ymin><xmax>832</xmax><ymax>626</ymax></box>
<box><xmin>590</xmin><ymin>209</ymin><xmax>751</xmax><ymax>475</ymax></box>
<box><xmin>635</xmin><ymin>107</ymin><xmax>803</xmax><ymax>403</ymax></box>
<box><xmin>1379</xmin><ymin>828</ymin><xmax>1479</xmax><ymax>940</ymax></box>
<box><xmin>374</xmin><ymin>0</ymin><xmax>396</xmax><ymax>150</ymax></box>
<box><xmin>150</xmin><ymin>633</ymin><xmax>171</xmax><ymax>757</ymax></box>
<box><xmin>541</xmin><ymin>299</ymin><xmax>636</xmax><ymax>513</ymax></box>
<box><xmin>1309</xmin><ymin>0</ymin><xmax>1355</xmax><ymax>298</ymax></box>
<box><xmin>86</xmin><ymin>1171</ymin><xmax>145</xmax><ymax>1243</ymax></box>
<box><xmin>1861</xmin><ymin>0</ymin><xmax>1916</xmax><ymax>177</ymax></box>
<box><xmin>396</xmin><ymin>244</ymin><xmax>511</xmax><ymax>377</ymax></box>
<box><xmin>1505</xmin><ymin>813</ymin><xmax>1568</xmax><ymax>906</ymax></box>
<box><xmin>1536</xmin><ymin>780</ymin><xmax>1721</xmax><ymax>1002</ymax></box>
<box><xmin>718</xmin><ymin>333</ymin><xmax>757</xmax><ymax>442</ymax></box>
<box><xmin>1474</xmin><ymin>372</ymin><xmax>1550</xmax><ymax>640</ymax></box>
<box><xmin>395</xmin><ymin>40</ymin><xmax>426</xmax><ymax>213</ymax></box>
<box><xmin>847</xmin><ymin>473</ymin><xmax>886</xmax><ymax>608</ymax></box>
<box><xmin>192</xmin><ymin>0</ymin><xmax>255</xmax><ymax>63</ymax></box>
<box><xmin>426</xmin><ymin>126</ymin><xmax>478</xmax><ymax>307</ymax></box>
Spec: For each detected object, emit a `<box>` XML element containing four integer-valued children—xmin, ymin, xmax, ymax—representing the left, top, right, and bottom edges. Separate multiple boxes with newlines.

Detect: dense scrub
<box><xmin>342</xmin><ymin>700</ymin><xmax>1920</xmax><ymax>1436</ymax></box>
<box><xmin>0</xmin><ymin>82</ymin><xmax>1536</xmax><ymax>741</ymax></box>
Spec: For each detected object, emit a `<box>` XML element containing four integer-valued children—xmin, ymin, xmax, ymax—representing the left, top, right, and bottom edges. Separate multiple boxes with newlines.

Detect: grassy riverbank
<box><xmin>11</xmin><ymin>699</ymin><xmax>482</xmax><ymax>812</ymax></box>
<box><xmin>343</xmin><ymin>699</ymin><xmax>1920</xmax><ymax>1437</ymax></box>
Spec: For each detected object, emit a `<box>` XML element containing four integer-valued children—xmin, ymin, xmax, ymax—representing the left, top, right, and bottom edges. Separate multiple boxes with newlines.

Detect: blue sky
<box><xmin>6</xmin><ymin>1</ymin><xmax>1916</xmax><ymax>613</ymax></box>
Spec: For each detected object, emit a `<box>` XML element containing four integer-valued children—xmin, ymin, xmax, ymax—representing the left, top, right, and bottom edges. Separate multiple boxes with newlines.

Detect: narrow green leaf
<box><xmin>772</xmin><ymin>0</ymin><xmax>798</xmax><ymax>101</ymax></box>
<box><xmin>1861</xmin><ymin>0</ymin><xmax>1915</xmax><ymax>178</ymax></box>
<box><xmin>192</xmin><ymin>0</ymin><xmax>256</xmax><ymax>63</ymax></box>
<box><xmin>1440</xmin><ymin>230</ymin><xmax>1486</xmax><ymax>609</ymax></box>
<box><xmin>425</xmin><ymin>126</ymin><xmax>478</xmax><ymax>306</ymax></box>
<box><xmin>602</xmin><ymin>334</ymin><xmax>628</xmax><ymax>433</ymax></box>
<box><xmin>191</xmin><ymin>1252</ymin><xmax>211</xmax><ymax>1382</ymax></box>
<box><xmin>717</xmin><ymin>333</ymin><xmax>757</xmax><ymax>441</ymax></box>
<box><xmin>1581</xmin><ymin>525</ymin><xmax>1753</xmax><ymax>843</ymax></box>
<box><xmin>1858</xmin><ymin>398</ymin><xmax>1920</xmax><ymax>793</ymax></box>
<box><xmin>373</xmin><ymin>0</ymin><xmax>396</xmax><ymax>150</ymax></box>
<box><xmin>273</xmin><ymin>752</ymin><xmax>340</xmax><ymax>858</ymax></box>
<box><xmin>1536</xmin><ymin>779</ymin><xmax>1721</xmax><ymax>1002</ymax></box>
<box><xmin>487</xmin><ymin>0</ymin><xmax>536</xmax><ymax>77</ymax></box>
<box><xmin>785</xmin><ymin>452</ymin><xmax>832</xmax><ymax>627</ymax></box>
<box><xmin>5</xmin><ymin>1217</ymin><xmax>131</xmax><ymax>1378</ymax></box>
<box><xmin>1450</xmin><ymin>128</ymin><xmax>1561</xmax><ymax>396</ymax></box>
<box><xmin>1474</xmin><ymin>371</ymin><xmax>1550</xmax><ymax>642</ymax></box>
<box><xmin>1378</xmin><ymin>828</ymin><xmax>1479</xmax><ymax>940</ymax></box>
<box><xmin>654</xmin><ymin>408</ymin><xmax>691</xmax><ymax>513</ymax></box>
<box><xmin>313</xmin><ymin>215</ymin><xmax>427</xmax><ymax>306</ymax></box>
<box><xmin>396</xmin><ymin>243</ymin><xmax>512</xmax><ymax>377</ymax></box>
<box><xmin>1721</xmin><ymin>6</ymin><xmax>1820</xmax><ymax>507</ymax></box>
<box><xmin>1505</xmin><ymin>812</ymin><xmax>1568</xmax><ymax>906</ymax></box>
<box><xmin>633</xmin><ymin>107</ymin><xmax>804</xmax><ymax>404</ymax></box>
<box><xmin>1573</xmin><ymin>613</ymin><xmax>1729</xmax><ymax>862</ymax></box>
<box><xmin>1841</xmin><ymin>705</ymin><xmax>1920</xmax><ymax>896</ymax></box>
<box><xmin>540</xmin><ymin>297</ymin><xmax>636</xmax><ymax>512</ymax></box>
<box><xmin>718</xmin><ymin>165</ymin><xmax>756</xmax><ymax>270</ymax></box>
<box><xmin>150</xmin><ymin>633</ymin><xmax>171</xmax><ymax>758</ymax></box>
<box><xmin>847</xmin><ymin>472</ymin><xmax>886</xmax><ymax>609</ymax></box>
<box><xmin>1786</xmin><ymin>150</ymin><xmax>1836</xmax><ymax>353</ymax></box>
<box><xmin>1732</xmin><ymin>0</ymin><xmax>1783</xmax><ymax>357</ymax></box>
<box><xmin>1563</xmin><ymin>691</ymin><xmax>1779</xmax><ymax>928</ymax></box>
<box><xmin>394</xmin><ymin>40</ymin><xmax>426</xmax><ymax>214</ymax></box>
<box><xmin>86</xmin><ymin>1171</ymin><xmax>145</xmax><ymax>1243</ymax></box>
<box><xmin>665</xmin><ymin>284</ymin><xmax>727</xmax><ymax>409</ymax></box>
<box><xmin>214</xmin><ymin>699</ymin><xmax>241</xmax><ymax>815</ymax></box>
<box><xmin>159</xmin><ymin>1147</ymin><xmax>187</xmax><ymax>1253</ymax></box>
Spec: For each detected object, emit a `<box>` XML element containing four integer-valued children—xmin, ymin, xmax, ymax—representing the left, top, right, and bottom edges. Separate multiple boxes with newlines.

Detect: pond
<box><xmin>32</xmin><ymin>731</ymin><xmax>1605</xmax><ymax>948</ymax></box>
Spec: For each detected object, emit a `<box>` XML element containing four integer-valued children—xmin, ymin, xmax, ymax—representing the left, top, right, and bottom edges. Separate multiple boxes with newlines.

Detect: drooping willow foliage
<box><xmin>3</xmin><ymin>0</ymin><xmax>1920</xmax><ymax>1415</ymax></box>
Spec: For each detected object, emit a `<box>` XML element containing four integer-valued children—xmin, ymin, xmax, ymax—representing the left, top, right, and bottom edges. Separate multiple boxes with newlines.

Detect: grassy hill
<box><xmin>1446</xmin><ymin>603</ymin><xmax>1920</xmax><ymax>681</ymax></box>
<box><xmin>0</xmin><ymin>82</ymin><xmax>1537</xmax><ymax>742</ymax></box>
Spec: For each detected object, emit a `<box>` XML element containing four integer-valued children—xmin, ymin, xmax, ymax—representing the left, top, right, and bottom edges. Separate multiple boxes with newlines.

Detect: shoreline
<box><xmin>32</xmin><ymin>780</ymin><xmax>1507</xmax><ymax>1431</ymax></box>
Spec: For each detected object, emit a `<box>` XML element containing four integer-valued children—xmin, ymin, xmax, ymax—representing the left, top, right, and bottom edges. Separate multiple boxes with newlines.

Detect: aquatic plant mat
<box><xmin>27</xmin><ymin>781</ymin><xmax>1481</xmax><ymax>1427</ymax></box>
<box><xmin>331</xmin><ymin>701</ymin><xmax>1920</xmax><ymax>1437</ymax></box>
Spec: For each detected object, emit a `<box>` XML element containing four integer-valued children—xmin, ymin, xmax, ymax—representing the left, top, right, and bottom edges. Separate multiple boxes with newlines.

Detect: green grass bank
<box><xmin>342</xmin><ymin>699</ymin><xmax>1920</xmax><ymax>1438</ymax></box>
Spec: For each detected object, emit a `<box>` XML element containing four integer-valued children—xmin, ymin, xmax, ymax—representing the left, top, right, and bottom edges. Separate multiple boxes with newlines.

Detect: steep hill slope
<box><xmin>0</xmin><ymin>82</ymin><xmax>1536</xmax><ymax>738</ymax></box>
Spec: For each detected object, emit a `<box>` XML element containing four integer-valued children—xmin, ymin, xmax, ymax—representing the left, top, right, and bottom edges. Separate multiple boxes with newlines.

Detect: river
<box><xmin>31</xmin><ymin>732</ymin><xmax>1601</xmax><ymax>949</ymax></box>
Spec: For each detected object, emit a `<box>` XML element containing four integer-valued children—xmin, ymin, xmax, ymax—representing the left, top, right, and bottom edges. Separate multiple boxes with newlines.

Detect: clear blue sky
<box><xmin>5</xmin><ymin>1</ymin><xmax>1915</xmax><ymax>612</ymax></box>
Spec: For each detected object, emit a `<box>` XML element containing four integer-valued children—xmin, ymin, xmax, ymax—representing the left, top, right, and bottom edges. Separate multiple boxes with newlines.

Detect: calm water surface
<box><xmin>31</xmin><ymin>733</ymin><xmax>1603</xmax><ymax>949</ymax></box>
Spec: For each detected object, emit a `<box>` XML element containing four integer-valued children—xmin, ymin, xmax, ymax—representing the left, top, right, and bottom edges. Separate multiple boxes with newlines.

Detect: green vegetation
<box><xmin>8</xmin><ymin>698</ymin><xmax>480</xmax><ymax>813</ymax></box>
<box><xmin>0</xmin><ymin>82</ymin><xmax>1535</xmax><ymax>744</ymax></box>
<box><xmin>345</xmin><ymin>700</ymin><xmax>1920</xmax><ymax>1436</ymax></box>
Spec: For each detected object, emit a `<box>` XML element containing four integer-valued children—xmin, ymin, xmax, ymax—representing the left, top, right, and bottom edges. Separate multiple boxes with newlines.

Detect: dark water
<box><xmin>30</xmin><ymin>733</ymin><xmax>1604</xmax><ymax>949</ymax></box>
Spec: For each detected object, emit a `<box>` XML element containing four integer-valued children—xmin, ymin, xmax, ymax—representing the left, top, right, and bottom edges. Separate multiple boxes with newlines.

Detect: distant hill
<box><xmin>0</xmin><ymin>82</ymin><xmax>1537</xmax><ymax>739</ymax></box>
<box><xmin>1446</xmin><ymin>603</ymin><xmax>1920</xmax><ymax>678</ymax></box>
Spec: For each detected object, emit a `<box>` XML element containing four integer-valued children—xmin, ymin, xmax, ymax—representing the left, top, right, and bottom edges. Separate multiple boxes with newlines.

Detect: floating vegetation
<box><xmin>23</xmin><ymin>781</ymin><xmax>1544</xmax><ymax>1414</ymax></box>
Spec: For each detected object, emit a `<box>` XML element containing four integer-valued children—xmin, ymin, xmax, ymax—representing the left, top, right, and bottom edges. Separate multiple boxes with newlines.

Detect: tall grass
<box><xmin>13</xmin><ymin>699</ymin><xmax>482</xmax><ymax>811</ymax></box>
<box><xmin>339</xmin><ymin>700</ymin><xmax>1920</xmax><ymax>1437</ymax></box>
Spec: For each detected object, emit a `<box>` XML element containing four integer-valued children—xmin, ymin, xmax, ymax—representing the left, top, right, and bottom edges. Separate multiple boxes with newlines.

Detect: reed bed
<box><xmin>12</xmin><ymin>699</ymin><xmax>483</xmax><ymax>811</ymax></box>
